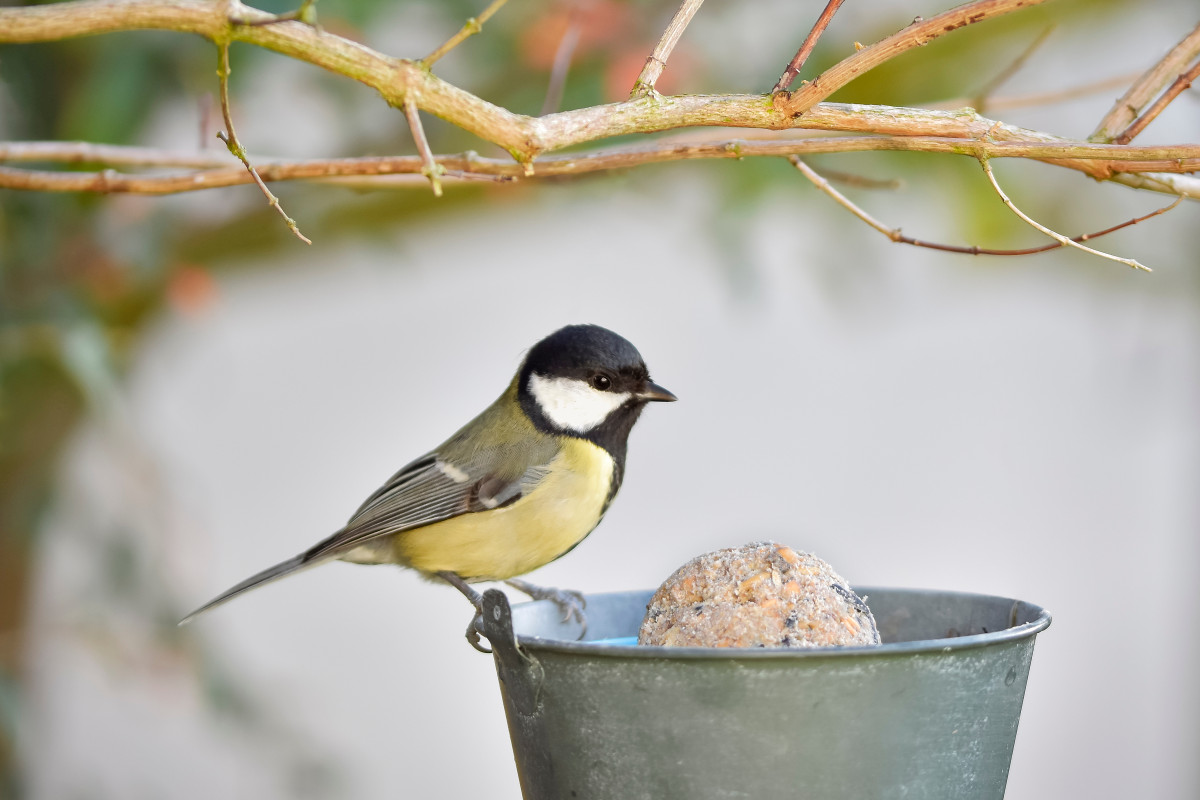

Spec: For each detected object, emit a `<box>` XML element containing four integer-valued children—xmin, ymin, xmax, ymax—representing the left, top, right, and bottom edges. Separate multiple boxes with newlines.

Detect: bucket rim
<box><xmin>512</xmin><ymin>585</ymin><xmax>1052</xmax><ymax>660</ymax></box>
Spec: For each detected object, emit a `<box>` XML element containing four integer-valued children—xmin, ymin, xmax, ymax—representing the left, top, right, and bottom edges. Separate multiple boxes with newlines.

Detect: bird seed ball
<box><xmin>638</xmin><ymin>542</ymin><xmax>881</xmax><ymax>648</ymax></box>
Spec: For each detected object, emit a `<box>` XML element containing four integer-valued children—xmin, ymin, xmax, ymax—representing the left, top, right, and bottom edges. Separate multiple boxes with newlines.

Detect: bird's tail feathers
<box><xmin>179</xmin><ymin>553</ymin><xmax>322</xmax><ymax>625</ymax></box>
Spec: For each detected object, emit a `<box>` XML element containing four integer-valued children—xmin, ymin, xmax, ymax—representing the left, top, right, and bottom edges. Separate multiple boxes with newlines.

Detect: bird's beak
<box><xmin>637</xmin><ymin>381</ymin><xmax>677</xmax><ymax>402</ymax></box>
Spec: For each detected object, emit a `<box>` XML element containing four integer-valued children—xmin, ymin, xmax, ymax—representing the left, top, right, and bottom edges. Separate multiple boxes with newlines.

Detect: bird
<box><xmin>180</xmin><ymin>324</ymin><xmax>676</xmax><ymax>646</ymax></box>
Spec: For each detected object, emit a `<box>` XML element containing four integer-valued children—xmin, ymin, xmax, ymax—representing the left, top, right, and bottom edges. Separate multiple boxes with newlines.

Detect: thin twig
<box><xmin>1092</xmin><ymin>21</ymin><xmax>1200</xmax><ymax>142</ymax></box>
<box><xmin>7</xmin><ymin>114</ymin><xmax>1200</xmax><ymax>169</ymax></box>
<box><xmin>772</xmin><ymin>0</ymin><xmax>847</xmax><ymax>93</ymax></box>
<box><xmin>199</xmin><ymin>92</ymin><xmax>218</xmax><ymax>151</ymax></box>
<box><xmin>632</xmin><ymin>0</ymin><xmax>705</xmax><ymax>96</ymax></box>
<box><xmin>972</xmin><ymin>25</ymin><xmax>1054</xmax><ymax>112</ymax></box>
<box><xmin>0</xmin><ymin>141</ymin><xmax>231</xmax><ymax>167</ymax></box>
<box><xmin>440</xmin><ymin>169</ymin><xmax>514</xmax><ymax>182</ymax></box>
<box><xmin>312</xmin><ymin>170</ymin><xmax>515</xmax><ymax>189</ymax></box>
<box><xmin>240</xmin><ymin>0</ymin><xmax>319</xmax><ymax>27</ymax></box>
<box><xmin>1114</xmin><ymin>58</ymin><xmax>1200</xmax><ymax>145</ymax></box>
<box><xmin>404</xmin><ymin>97</ymin><xmax>443</xmax><ymax>196</ymax></box>
<box><xmin>978</xmin><ymin>156</ymin><xmax>1149</xmax><ymax>271</ymax></box>
<box><xmin>215</xmin><ymin>43</ymin><xmax>311</xmax><ymax>244</ymax></box>
<box><xmin>3</xmin><ymin>135</ymin><xmax>1196</xmax><ymax>174</ymax></box>
<box><xmin>789</xmin><ymin>156</ymin><xmax>1181</xmax><ymax>256</ymax></box>
<box><xmin>421</xmin><ymin>0</ymin><xmax>508</xmax><ymax>67</ymax></box>
<box><xmin>813</xmin><ymin>167</ymin><xmax>902</xmax><ymax>190</ymax></box>
<box><xmin>778</xmin><ymin>0</ymin><xmax>1053</xmax><ymax>117</ymax></box>
<box><xmin>928</xmin><ymin>72</ymin><xmax>1141</xmax><ymax>113</ymax></box>
<box><xmin>540</xmin><ymin>5</ymin><xmax>584</xmax><ymax>116</ymax></box>
<box><xmin>4</xmin><ymin>134</ymin><xmax>1200</xmax><ymax>197</ymax></box>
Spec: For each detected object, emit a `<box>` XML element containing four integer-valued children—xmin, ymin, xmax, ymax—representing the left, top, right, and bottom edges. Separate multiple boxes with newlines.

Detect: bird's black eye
<box><xmin>591</xmin><ymin>374</ymin><xmax>612</xmax><ymax>391</ymax></box>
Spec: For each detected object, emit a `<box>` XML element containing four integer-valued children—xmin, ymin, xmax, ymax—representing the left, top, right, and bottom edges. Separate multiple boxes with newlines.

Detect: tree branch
<box><xmin>1092</xmin><ymin>21</ymin><xmax>1200</xmax><ymax>143</ymax></box>
<box><xmin>3</xmin><ymin>129</ymin><xmax>1195</xmax><ymax>171</ymax></box>
<box><xmin>790</xmin><ymin>156</ymin><xmax>1182</xmax><ymax>257</ymax></box>
<box><xmin>404</xmin><ymin>98</ymin><xmax>444</xmax><ymax>196</ymax></box>
<box><xmin>970</xmin><ymin>24</ymin><xmax>1054</xmax><ymax>112</ymax></box>
<box><xmin>4</xmin><ymin>132</ymin><xmax>1199</xmax><ymax>196</ymax></box>
<box><xmin>0</xmin><ymin>0</ymin><xmax>1196</xmax><ymax>202</ymax></box>
<box><xmin>1113</xmin><ymin>58</ymin><xmax>1200</xmax><ymax>146</ymax></box>
<box><xmin>214</xmin><ymin>41</ymin><xmax>311</xmax><ymax>243</ymax></box>
<box><xmin>772</xmin><ymin>0</ymin><xmax>847</xmax><ymax>94</ymax></box>
<box><xmin>928</xmin><ymin>72</ymin><xmax>1140</xmax><ymax>114</ymax></box>
<box><xmin>632</xmin><ymin>0</ymin><xmax>705</xmax><ymax>97</ymax></box>
<box><xmin>540</xmin><ymin>4</ymin><xmax>584</xmax><ymax>116</ymax></box>
<box><xmin>421</xmin><ymin>0</ymin><xmax>508</xmax><ymax>67</ymax></box>
<box><xmin>979</xmin><ymin>156</ymin><xmax>1149</xmax><ymax>271</ymax></box>
<box><xmin>0</xmin><ymin>0</ymin><xmax>1055</xmax><ymax>161</ymax></box>
<box><xmin>775</xmin><ymin>0</ymin><xmax>1052</xmax><ymax>117</ymax></box>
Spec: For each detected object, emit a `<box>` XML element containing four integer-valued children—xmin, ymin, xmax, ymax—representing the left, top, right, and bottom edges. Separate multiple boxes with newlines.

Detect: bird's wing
<box><xmin>303</xmin><ymin>448</ymin><xmax>553</xmax><ymax>562</ymax></box>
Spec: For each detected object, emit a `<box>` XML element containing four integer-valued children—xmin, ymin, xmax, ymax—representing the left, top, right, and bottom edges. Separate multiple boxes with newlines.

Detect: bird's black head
<box><xmin>518</xmin><ymin>324</ymin><xmax>675</xmax><ymax>462</ymax></box>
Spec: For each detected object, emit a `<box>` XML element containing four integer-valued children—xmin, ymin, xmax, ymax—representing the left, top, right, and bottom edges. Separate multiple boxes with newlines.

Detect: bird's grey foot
<box><xmin>505</xmin><ymin>578</ymin><xmax>588</xmax><ymax>639</ymax></box>
<box><xmin>463</xmin><ymin>613</ymin><xmax>490</xmax><ymax>653</ymax></box>
<box><xmin>436</xmin><ymin>571</ymin><xmax>492</xmax><ymax>653</ymax></box>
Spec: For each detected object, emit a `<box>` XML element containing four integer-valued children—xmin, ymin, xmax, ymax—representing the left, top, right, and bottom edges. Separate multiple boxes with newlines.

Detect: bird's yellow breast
<box><xmin>391</xmin><ymin>438</ymin><xmax>615</xmax><ymax>581</ymax></box>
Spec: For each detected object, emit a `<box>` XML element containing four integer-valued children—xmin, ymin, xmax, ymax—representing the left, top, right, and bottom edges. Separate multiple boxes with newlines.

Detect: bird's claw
<box><xmin>435</xmin><ymin>571</ymin><xmax>493</xmax><ymax>653</ymax></box>
<box><xmin>465</xmin><ymin>609</ymin><xmax>491</xmax><ymax>653</ymax></box>
<box><xmin>505</xmin><ymin>579</ymin><xmax>588</xmax><ymax>639</ymax></box>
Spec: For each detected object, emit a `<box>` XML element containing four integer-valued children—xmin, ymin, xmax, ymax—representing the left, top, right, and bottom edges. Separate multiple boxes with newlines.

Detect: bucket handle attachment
<box><xmin>480</xmin><ymin>589</ymin><xmax>545</xmax><ymax>717</ymax></box>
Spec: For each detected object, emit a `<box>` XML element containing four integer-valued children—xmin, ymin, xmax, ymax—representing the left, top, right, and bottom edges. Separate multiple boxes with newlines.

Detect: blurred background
<box><xmin>1</xmin><ymin>0</ymin><xmax>1198</xmax><ymax>797</ymax></box>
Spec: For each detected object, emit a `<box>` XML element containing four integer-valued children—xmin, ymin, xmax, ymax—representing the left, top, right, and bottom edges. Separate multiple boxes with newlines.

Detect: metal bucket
<box><xmin>479</xmin><ymin>586</ymin><xmax>1051</xmax><ymax>800</ymax></box>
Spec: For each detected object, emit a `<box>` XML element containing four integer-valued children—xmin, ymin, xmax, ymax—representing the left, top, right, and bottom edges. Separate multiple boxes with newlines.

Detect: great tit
<box><xmin>181</xmin><ymin>324</ymin><xmax>675</xmax><ymax>636</ymax></box>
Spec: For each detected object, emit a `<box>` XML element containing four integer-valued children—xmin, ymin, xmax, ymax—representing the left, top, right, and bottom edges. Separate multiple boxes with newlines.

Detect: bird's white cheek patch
<box><xmin>529</xmin><ymin>373</ymin><xmax>630</xmax><ymax>433</ymax></box>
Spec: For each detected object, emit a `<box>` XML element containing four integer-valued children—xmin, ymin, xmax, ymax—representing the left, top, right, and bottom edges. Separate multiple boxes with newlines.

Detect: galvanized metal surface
<box><xmin>482</xmin><ymin>587</ymin><xmax>1051</xmax><ymax>800</ymax></box>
